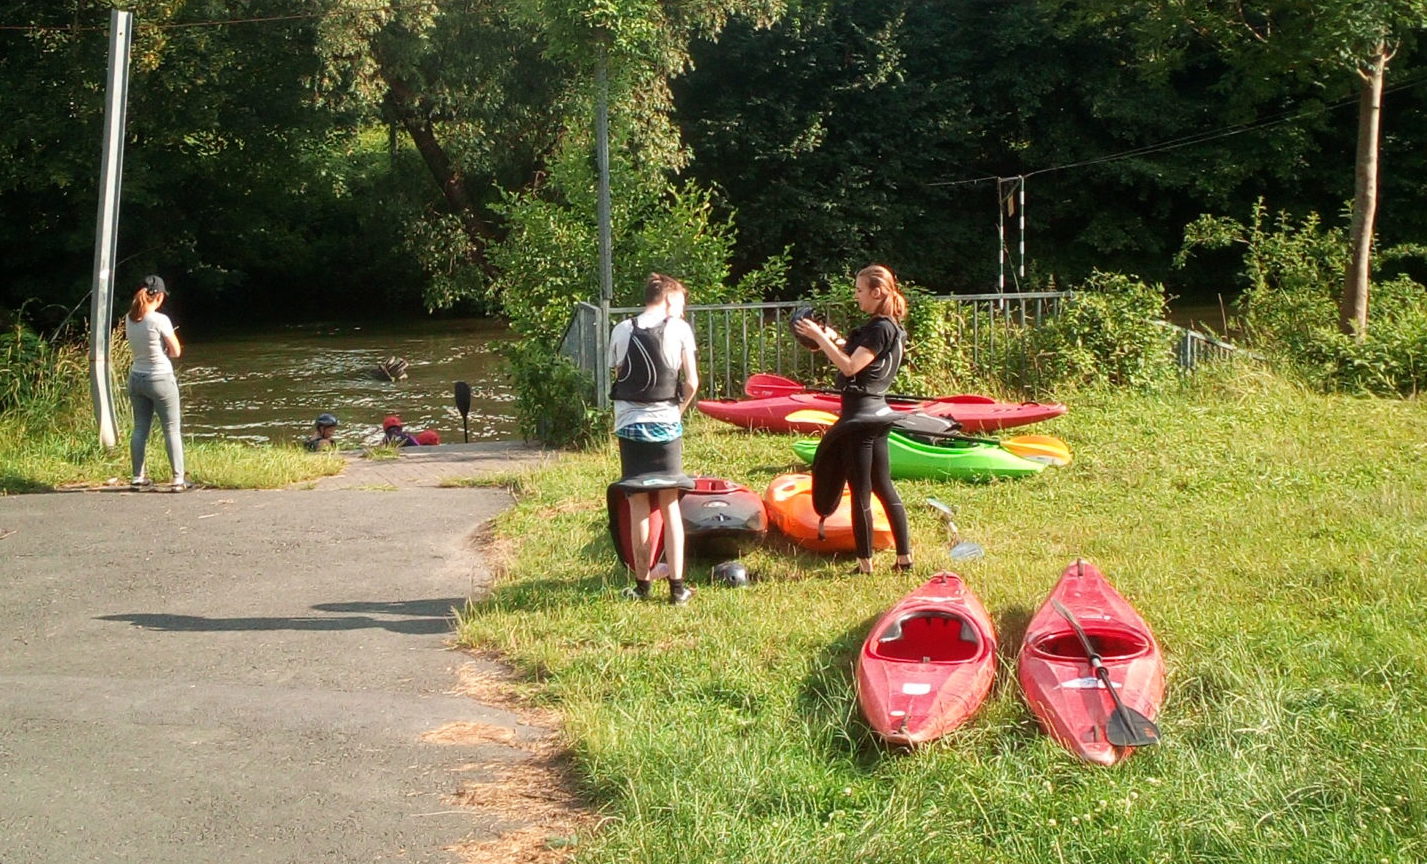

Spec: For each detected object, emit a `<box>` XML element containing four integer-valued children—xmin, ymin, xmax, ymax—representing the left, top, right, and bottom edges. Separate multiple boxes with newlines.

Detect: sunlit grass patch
<box><xmin>456</xmin><ymin>366</ymin><xmax>1427</xmax><ymax>863</ymax></box>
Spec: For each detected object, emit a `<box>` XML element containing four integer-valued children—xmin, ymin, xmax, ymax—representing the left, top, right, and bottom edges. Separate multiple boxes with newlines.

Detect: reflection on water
<box><xmin>178</xmin><ymin>318</ymin><xmax>519</xmax><ymax>448</ymax></box>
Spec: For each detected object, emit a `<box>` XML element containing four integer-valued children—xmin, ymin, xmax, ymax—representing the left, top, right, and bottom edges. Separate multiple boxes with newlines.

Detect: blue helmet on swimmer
<box><xmin>315</xmin><ymin>413</ymin><xmax>338</xmax><ymax>428</ymax></box>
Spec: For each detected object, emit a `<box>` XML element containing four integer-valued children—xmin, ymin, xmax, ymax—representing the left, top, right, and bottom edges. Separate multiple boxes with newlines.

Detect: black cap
<box><xmin>142</xmin><ymin>275</ymin><xmax>167</xmax><ymax>295</ymax></box>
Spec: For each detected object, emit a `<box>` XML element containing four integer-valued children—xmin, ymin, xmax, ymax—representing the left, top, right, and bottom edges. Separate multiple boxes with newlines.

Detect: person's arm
<box><xmin>793</xmin><ymin>319</ymin><xmax>876</xmax><ymax>377</ymax></box>
<box><xmin>678</xmin><ymin>329</ymin><xmax>699</xmax><ymax>414</ymax></box>
<box><xmin>161</xmin><ymin>320</ymin><xmax>182</xmax><ymax>358</ymax></box>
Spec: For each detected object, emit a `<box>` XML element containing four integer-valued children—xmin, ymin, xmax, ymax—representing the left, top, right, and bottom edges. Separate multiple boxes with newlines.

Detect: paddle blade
<box><xmin>745</xmin><ymin>372</ymin><xmax>804</xmax><ymax>398</ymax></box>
<box><xmin>926</xmin><ymin>497</ymin><xmax>956</xmax><ymax>521</ymax></box>
<box><xmin>948</xmin><ymin>540</ymin><xmax>985</xmax><ymax>562</ymax></box>
<box><xmin>784</xmin><ymin>408</ymin><xmax>838</xmax><ymax>427</ymax></box>
<box><xmin>1002</xmin><ymin>434</ymin><xmax>1071</xmax><ymax>466</ymax></box>
<box><xmin>1106</xmin><ymin>704</ymin><xmax>1161</xmax><ymax>748</ymax></box>
<box><xmin>454</xmin><ymin>381</ymin><xmax>472</xmax><ymax>416</ymax></box>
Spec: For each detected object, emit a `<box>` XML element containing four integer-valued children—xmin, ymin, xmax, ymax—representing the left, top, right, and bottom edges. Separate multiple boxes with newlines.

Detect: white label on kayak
<box><xmin>889</xmin><ymin>710</ymin><xmax>907</xmax><ymax>717</ymax></box>
<box><xmin>901</xmin><ymin>682</ymin><xmax>932</xmax><ymax>695</ymax></box>
<box><xmin>704</xmin><ymin>500</ymin><xmax>729</xmax><ymax>508</ymax></box>
<box><xmin>1060</xmin><ymin>677</ymin><xmax>1119</xmax><ymax>690</ymax></box>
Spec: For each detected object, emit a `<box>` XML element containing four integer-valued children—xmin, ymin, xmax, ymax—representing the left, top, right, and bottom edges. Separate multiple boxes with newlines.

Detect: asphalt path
<box><xmin>1</xmin><ymin>444</ymin><xmax>553</xmax><ymax>864</ymax></box>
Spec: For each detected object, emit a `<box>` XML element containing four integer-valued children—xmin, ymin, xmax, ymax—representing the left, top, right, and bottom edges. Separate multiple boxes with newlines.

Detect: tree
<box><xmin>1069</xmin><ymin>0</ymin><xmax>1427</xmax><ymax>339</ymax></box>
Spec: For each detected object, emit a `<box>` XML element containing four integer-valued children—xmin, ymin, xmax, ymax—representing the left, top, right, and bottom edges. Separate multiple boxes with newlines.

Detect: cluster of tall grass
<box><xmin>0</xmin><ymin>318</ymin><xmax>342</xmax><ymax>493</ymax></box>
<box><xmin>456</xmin><ymin>364</ymin><xmax>1426</xmax><ymax>863</ymax></box>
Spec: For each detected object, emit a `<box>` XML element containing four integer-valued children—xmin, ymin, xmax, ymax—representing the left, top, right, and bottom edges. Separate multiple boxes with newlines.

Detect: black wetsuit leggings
<box><xmin>841</xmin><ymin>411</ymin><xmax>912</xmax><ymax>560</ymax></box>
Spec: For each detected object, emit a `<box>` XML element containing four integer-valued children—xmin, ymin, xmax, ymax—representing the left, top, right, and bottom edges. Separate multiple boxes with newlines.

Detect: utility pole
<box><xmin>595</xmin><ymin>48</ymin><xmax>613</xmax><ymax>408</ymax></box>
<box><xmin>89</xmin><ymin>8</ymin><xmax>133</xmax><ymax>448</ymax></box>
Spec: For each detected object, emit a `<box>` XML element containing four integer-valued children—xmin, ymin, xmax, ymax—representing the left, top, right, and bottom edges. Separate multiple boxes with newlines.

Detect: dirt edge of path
<box><xmin>435</xmin><ymin>509</ymin><xmax>601</xmax><ymax>864</ymax></box>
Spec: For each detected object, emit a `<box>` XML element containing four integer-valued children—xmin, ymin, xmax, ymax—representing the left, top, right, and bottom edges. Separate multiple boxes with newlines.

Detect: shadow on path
<box><xmin>96</xmin><ymin>597</ymin><xmax>465</xmax><ymax>635</ymax></box>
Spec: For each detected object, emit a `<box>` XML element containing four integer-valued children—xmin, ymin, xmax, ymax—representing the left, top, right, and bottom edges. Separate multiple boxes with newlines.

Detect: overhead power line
<box><xmin>928</xmin><ymin>72</ymin><xmax>1427</xmax><ymax>189</ymax></box>
<box><xmin>0</xmin><ymin>2</ymin><xmax>438</xmax><ymax>33</ymax></box>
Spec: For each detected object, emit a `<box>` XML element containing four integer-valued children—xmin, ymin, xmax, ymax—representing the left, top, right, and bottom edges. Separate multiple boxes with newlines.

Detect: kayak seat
<box><xmin>1031</xmin><ymin>628</ymin><xmax>1149</xmax><ymax>661</ymax></box>
<box><xmin>875</xmin><ymin>611</ymin><xmax>981</xmax><ymax>662</ymax></box>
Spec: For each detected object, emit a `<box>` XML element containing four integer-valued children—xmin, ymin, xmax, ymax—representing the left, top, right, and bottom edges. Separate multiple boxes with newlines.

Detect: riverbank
<box><xmin>456</xmin><ymin>365</ymin><xmax>1427</xmax><ymax>864</ymax></box>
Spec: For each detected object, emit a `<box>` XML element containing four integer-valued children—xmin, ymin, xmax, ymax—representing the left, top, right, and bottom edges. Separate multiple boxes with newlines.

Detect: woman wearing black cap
<box><xmin>793</xmin><ymin>264</ymin><xmax>913</xmax><ymax>575</ymax></box>
<box><xmin>124</xmin><ymin>275</ymin><xmax>187</xmax><ymax>491</ymax></box>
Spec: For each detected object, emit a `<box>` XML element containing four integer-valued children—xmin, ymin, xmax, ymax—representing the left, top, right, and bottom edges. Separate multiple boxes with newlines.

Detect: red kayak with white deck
<box><xmin>1017</xmin><ymin>559</ymin><xmax>1165</xmax><ymax>765</ymax></box>
<box><xmin>856</xmin><ymin>572</ymin><xmax>998</xmax><ymax>746</ymax></box>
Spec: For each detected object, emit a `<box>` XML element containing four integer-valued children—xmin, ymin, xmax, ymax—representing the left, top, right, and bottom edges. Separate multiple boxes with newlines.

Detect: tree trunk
<box><xmin>1341</xmin><ymin>44</ymin><xmax>1387</xmax><ymax>340</ymax></box>
<box><xmin>384</xmin><ymin>74</ymin><xmax>497</xmax><ymax>277</ymax></box>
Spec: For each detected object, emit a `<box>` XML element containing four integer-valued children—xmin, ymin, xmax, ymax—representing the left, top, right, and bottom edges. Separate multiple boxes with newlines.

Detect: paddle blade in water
<box><xmin>1002</xmin><ymin>434</ymin><xmax>1071</xmax><ymax>466</ymax></box>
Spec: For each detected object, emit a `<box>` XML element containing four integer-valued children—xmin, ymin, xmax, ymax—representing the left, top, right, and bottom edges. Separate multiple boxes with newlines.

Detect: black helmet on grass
<box><xmin>712</xmin><ymin>560</ymin><xmax>750</xmax><ymax>588</ymax></box>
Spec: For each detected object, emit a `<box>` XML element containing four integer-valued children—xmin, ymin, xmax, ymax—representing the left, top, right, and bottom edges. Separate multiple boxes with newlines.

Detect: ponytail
<box><xmin>857</xmin><ymin>264</ymin><xmax>906</xmax><ymax>320</ymax></box>
<box><xmin>128</xmin><ymin>288</ymin><xmax>149</xmax><ymax>322</ymax></box>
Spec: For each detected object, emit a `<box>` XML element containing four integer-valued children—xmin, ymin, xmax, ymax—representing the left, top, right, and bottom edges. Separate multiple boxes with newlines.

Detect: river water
<box><xmin>179</xmin><ymin>318</ymin><xmax>519</xmax><ymax>449</ymax></box>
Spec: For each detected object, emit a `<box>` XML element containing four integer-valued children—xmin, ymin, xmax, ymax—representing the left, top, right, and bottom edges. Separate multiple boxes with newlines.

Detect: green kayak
<box><xmin>792</xmin><ymin>431</ymin><xmax>1046</xmax><ymax>481</ymax></box>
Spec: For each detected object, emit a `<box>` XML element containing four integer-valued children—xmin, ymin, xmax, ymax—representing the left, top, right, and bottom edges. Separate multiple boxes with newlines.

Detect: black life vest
<box><xmin>610</xmin><ymin>317</ymin><xmax>681</xmax><ymax>404</ymax></box>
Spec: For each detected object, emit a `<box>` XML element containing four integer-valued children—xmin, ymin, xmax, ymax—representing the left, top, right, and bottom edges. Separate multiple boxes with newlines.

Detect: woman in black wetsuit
<box><xmin>793</xmin><ymin>264</ymin><xmax>913</xmax><ymax>575</ymax></box>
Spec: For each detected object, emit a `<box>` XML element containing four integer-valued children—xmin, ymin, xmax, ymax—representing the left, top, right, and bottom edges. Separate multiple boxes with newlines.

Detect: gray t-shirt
<box><xmin>125</xmin><ymin>311</ymin><xmax>176</xmax><ymax>375</ymax></box>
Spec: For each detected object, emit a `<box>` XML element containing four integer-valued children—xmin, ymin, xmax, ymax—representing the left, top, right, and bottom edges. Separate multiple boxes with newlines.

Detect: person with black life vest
<box><xmin>793</xmin><ymin>264</ymin><xmax>914</xmax><ymax>575</ymax></box>
<box><xmin>608</xmin><ymin>273</ymin><xmax>700</xmax><ymax>604</ymax></box>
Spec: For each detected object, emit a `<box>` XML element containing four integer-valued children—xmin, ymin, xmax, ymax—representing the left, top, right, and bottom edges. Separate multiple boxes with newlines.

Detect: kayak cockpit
<box><xmin>1029</xmin><ymin>628</ymin><xmax>1150</xmax><ymax>661</ymax></box>
<box><xmin>872</xmin><ymin>610</ymin><xmax>983</xmax><ymax>662</ymax></box>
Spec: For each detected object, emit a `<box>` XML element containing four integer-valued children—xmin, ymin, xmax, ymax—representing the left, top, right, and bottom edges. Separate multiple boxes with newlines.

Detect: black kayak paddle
<box><xmin>453</xmin><ymin>381</ymin><xmax>471</xmax><ymax>443</ymax></box>
<box><xmin>1050</xmin><ymin>598</ymin><xmax>1161</xmax><ymax>749</ymax></box>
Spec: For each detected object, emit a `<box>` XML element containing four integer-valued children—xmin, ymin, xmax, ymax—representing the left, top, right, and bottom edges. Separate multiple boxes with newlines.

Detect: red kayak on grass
<box><xmin>856</xmin><ymin>572</ymin><xmax>998</xmax><ymax>746</ymax></box>
<box><xmin>1017</xmin><ymin>559</ymin><xmax>1165</xmax><ymax>765</ymax></box>
<box><xmin>696</xmin><ymin>374</ymin><xmax>1067</xmax><ymax>434</ymax></box>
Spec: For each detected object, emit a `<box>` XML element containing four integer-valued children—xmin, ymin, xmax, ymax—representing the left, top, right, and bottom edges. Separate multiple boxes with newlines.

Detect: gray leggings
<box><xmin>128</xmin><ymin>371</ymin><xmax>184</xmax><ymax>480</ymax></box>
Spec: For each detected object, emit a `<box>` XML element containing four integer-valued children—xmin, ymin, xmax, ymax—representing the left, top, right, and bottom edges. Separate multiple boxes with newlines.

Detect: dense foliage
<box><xmin>1180</xmin><ymin>200</ymin><xmax>1427</xmax><ymax>395</ymax></box>
<box><xmin>3</xmin><ymin>0</ymin><xmax>1424</xmax><ymax>324</ymax></box>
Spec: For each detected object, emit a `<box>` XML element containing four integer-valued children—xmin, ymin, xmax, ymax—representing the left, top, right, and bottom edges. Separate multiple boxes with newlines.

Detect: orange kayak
<box><xmin>762</xmin><ymin>473</ymin><xmax>892</xmax><ymax>553</ymax></box>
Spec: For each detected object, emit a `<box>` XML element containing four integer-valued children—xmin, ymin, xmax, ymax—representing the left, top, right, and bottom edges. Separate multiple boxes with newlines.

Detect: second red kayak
<box><xmin>1018</xmin><ymin>559</ymin><xmax>1165</xmax><ymax>765</ymax></box>
<box><xmin>856</xmin><ymin>572</ymin><xmax>998</xmax><ymax>746</ymax></box>
<box><xmin>698</xmin><ymin>391</ymin><xmax>1066</xmax><ymax>434</ymax></box>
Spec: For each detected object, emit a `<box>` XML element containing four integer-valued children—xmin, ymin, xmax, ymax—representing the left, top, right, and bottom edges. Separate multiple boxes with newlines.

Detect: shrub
<box><xmin>1178</xmin><ymin>200</ymin><xmax>1427</xmax><ymax>395</ymax></box>
<box><xmin>1013</xmin><ymin>271</ymin><xmax>1176</xmax><ymax>390</ymax></box>
<box><xmin>504</xmin><ymin>340</ymin><xmax>606</xmax><ymax>448</ymax></box>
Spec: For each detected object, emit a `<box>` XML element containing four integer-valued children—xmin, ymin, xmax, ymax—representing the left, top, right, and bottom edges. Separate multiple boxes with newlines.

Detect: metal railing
<box><xmin>561</xmin><ymin>292</ymin><xmax>1251</xmax><ymax>406</ymax></box>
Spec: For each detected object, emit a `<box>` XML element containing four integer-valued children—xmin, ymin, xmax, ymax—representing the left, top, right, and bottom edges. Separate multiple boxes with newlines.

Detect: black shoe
<box><xmin>668</xmin><ymin>580</ymin><xmax>694</xmax><ymax>606</ymax></box>
<box><xmin>892</xmin><ymin>560</ymin><xmax>914</xmax><ymax>573</ymax></box>
<box><xmin>622</xmin><ymin>580</ymin><xmax>653</xmax><ymax>601</ymax></box>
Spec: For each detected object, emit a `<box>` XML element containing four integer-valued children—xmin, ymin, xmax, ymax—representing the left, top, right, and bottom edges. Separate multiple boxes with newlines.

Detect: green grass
<box><xmin>0</xmin><ymin>430</ymin><xmax>345</xmax><ymax>492</ymax></box>
<box><xmin>0</xmin><ymin>333</ymin><xmax>343</xmax><ymax>493</ymax></box>
<box><xmin>456</xmin><ymin>363</ymin><xmax>1427</xmax><ymax>864</ymax></box>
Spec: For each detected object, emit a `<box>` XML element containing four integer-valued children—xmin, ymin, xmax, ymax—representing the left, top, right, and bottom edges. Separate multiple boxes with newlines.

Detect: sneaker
<box><xmin>668</xmin><ymin>581</ymin><xmax>695</xmax><ymax>606</ymax></box>
<box><xmin>621</xmin><ymin>580</ymin><xmax>652</xmax><ymax>601</ymax></box>
<box><xmin>130</xmin><ymin>477</ymin><xmax>153</xmax><ymax>491</ymax></box>
<box><xmin>167</xmin><ymin>480</ymin><xmax>192</xmax><ymax>493</ymax></box>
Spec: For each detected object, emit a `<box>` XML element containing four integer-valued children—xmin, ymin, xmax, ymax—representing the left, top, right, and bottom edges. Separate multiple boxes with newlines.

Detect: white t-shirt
<box><xmin>125</xmin><ymin>311</ymin><xmax>176</xmax><ymax>376</ymax></box>
<box><xmin>608</xmin><ymin>310</ymin><xmax>696</xmax><ymax>431</ymax></box>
